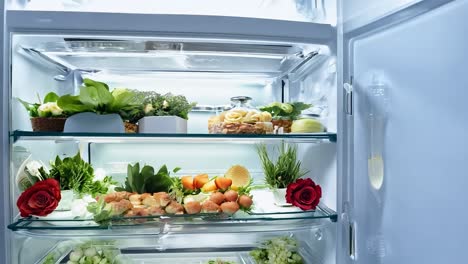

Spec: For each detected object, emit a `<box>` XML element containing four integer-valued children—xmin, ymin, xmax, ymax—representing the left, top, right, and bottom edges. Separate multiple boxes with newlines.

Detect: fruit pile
<box><xmin>88</xmin><ymin>165</ymin><xmax>255</xmax><ymax>224</ymax></box>
<box><xmin>175</xmin><ymin>165</ymin><xmax>253</xmax><ymax>215</ymax></box>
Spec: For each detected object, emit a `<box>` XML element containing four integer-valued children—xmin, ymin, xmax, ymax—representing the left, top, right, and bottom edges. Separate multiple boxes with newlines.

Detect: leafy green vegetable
<box><xmin>108</xmin><ymin>88</ymin><xmax>138</xmax><ymax>112</ymax></box>
<box><xmin>48</xmin><ymin>152</ymin><xmax>114</xmax><ymax>197</ymax></box>
<box><xmin>56</xmin><ymin>94</ymin><xmax>94</xmax><ymax>113</ymax></box>
<box><xmin>257</xmin><ymin>143</ymin><xmax>308</xmax><ymax>188</ymax></box>
<box><xmin>57</xmin><ymin>78</ymin><xmax>140</xmax><ymax>119</ymax></box>
<box><xmin>67</xmin><ymin>240</ymin><xmax>123</xmax><ymax>264</ymax></box>
<box><xmin>138</xmin><ymin>91</ymin><xmax>196</xmax><ymax>120</ymax></box>
<box><xmin>17</xmin><ymin>92</ymin><xmax>63</xmax><ymax>118</ymax></box>
<box><xmin>87</xmin><ymin>197</ymin><xmax>113</xmax><ymax>225</ymax></box>
<box><xmin>250</xmin><ymin>237</ymin><xmax>303</xmax><ymax>264</ymax></box>
<box><xmin>115</xmin><ymin>163</ymin><xmax>179</xmax><ymax>194</ymax></box>
<box><xmin>43</xmin><ymin>92</ymin><xmax>59</xmax><ymax>103</ymax></box>
<box><xmin>259</xmin><ymin>102</ymin><xmax>311</xmax><ymax>120</ymax></box>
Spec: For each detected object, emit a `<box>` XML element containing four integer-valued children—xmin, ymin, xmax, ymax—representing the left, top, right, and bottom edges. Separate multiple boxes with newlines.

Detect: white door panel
<box><xmin>349</xmin><ymin>0</ymin><xmax>468</xmax><ymax>263</ymax></box>
<box><xmin>342</xmin><ymin>0</ymin><xmax>419</xmax><ymax>32</ymax></box>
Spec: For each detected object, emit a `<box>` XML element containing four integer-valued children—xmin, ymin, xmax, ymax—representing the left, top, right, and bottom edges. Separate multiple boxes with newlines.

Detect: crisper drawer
<box><xmin>30</xmin><ymin>226</ymin><xmax>335</xmax><ymax>264</ymax></box>
<box><xmin>38</xmin><ymin>245</ymin><xmax>323</xmax><ymax>264</ymax></box>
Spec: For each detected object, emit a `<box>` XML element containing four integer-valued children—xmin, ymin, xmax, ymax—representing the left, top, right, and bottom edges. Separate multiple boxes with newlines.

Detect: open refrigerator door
<box><xmin>339</xmin><ymin>0</ymin><xmax>468</xmax><ymax>263</ymax></box>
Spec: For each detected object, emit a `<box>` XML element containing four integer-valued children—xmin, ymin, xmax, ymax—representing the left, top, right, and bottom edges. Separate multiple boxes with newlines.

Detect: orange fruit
<box><xmin>215</xmin><ymin>177</ymin><xmax>233</xmax><ymax>190</ymax></box>
<box><xmin>181</xmin><ymin>176</ymin><xmax>194</xmax><ymax>190</ymax></box>
<box><xmin>193</xmin><ymin>174</ymin><xmax>209</xmax><ymax>189</ymax></box>
<box><xmin>201</xmin><ymin>180</ymin><xmax>218</xmax><ymax>193</ymax></box>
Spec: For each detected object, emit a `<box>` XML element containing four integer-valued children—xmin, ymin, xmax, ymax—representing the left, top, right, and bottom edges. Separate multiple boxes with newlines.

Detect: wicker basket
<box><xmin>30</xmin><ymin>117</ymin><xmax>67</xmax><ymax>132</ymax></box>
<box><xmin>124</xmin><ymin>122</ymin><xmax>138</xmax><ymax>133</ymax></box>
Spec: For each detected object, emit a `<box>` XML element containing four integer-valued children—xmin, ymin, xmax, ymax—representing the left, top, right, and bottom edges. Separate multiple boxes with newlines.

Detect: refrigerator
<box><xmin>1</xmin><ymin>0</ymin><xmax>467</xmax><ymax>263</ymax></box>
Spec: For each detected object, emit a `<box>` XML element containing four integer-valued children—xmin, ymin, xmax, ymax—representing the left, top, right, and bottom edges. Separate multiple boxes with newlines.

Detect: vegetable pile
<box><xmin>50</xmin><ymin>153</ymin><xmax>115</xmax><ymax>197</ymax></box>
<box><xmin>115</xmin><ymin>163</ymin><xmax>179</xmax><ymax>194</ymax></box>
<box><xmin>66</xmin><ymin>241</ymin><xmax>123</xmax><ymax>264</ymax></box>
<box><xmin>57</xmin><ymin>79</ymin><xmax>139</xmax><ymax>118</ymax></box>
<box><xmin>259</xmin><ymin>102</ymin><xmax>311</xmax><ymax>120</ymax></box>
<box><xmin>250</xmin><ymin>237</ymin><xmax>304</xmax><ymax>264</ymax></box>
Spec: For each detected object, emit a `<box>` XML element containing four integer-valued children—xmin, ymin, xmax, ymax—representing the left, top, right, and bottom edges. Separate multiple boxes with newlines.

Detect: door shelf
<box><xmin>8</xmin><ymin>205</ymin><xmax>337</xmax><ymax>238</ymax></box>
<box><xmin>11</xmin><ymin>130</ymin><xmax>337</xmax><ymax>144</ymax></box>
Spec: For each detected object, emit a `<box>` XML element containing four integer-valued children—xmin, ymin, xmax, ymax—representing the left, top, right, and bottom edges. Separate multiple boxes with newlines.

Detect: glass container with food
<box><xmin>208</xmin><ymin>96</ymin><xmax>273</xmax><ymax>134</ymax></box>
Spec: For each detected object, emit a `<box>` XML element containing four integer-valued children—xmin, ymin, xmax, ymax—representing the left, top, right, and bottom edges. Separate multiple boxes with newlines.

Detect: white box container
<box><xmin>138</xmin><ymin>116</ymin><xmax>187</xmax><ymax>133</ymax></box>
<box><xmin>64</xmin><ymin>112</ymin><xmax>125</xmax><ymax>133</ymax></box>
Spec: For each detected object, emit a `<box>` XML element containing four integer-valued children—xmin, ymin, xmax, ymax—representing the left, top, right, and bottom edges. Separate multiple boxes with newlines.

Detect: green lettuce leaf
<box><xmin>57</xmin><ymin>95</ymin><xmax>94</xmax><ymax>114</ymax></box>
<box><xmin>118</xmin><ymin>163</ymin><xmax>175</xmax><ymax>194</ymax></box>
<box><xmin>83</xmin><ymin>78</ymin><xmax>109</xmax><ymax>90</ymax></box>
<box><xmin>107</xmin><ymin>88</ymin><xmax>138</xmax><ymax>113</ymax></box>
<box><xmin>79</xmin><ymin>84</ymin><xmax>114</xmax><ymax>110</ymax></box>
<box><xmin>43</xmin><ymin>92</ymin><xmax>59</xmax><ymax>103</ymax></box>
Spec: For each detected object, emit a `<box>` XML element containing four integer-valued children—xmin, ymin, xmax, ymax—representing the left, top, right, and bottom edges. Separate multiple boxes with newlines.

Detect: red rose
<box><xmin>286</xmin><ymin>178</ymin><xmax>322</xmax><ymax>211</ymax></box>
<box><xmin>17</xmin><ymin>179</ymin><xmax>61</xmax><ymax>217</ymax></box>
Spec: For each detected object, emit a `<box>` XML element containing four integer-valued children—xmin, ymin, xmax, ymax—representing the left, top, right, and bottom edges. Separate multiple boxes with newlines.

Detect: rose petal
<box><xmin>29</xmin><ymin>191</ymin><xmax>52</xmax><ymax>208</ymax></box>
<box><xmin>298</xmin><ymin>186</ymin><xmax>316</xmax><ymax>205</ymax></box>
<box><xmin>315</xmin><ymin>185</ymin><xmax>322</xmax><ymax>199</ymax></box>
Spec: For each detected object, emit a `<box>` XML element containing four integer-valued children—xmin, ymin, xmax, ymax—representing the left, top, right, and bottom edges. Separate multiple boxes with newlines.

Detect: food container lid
<box><xmin>230</xmin><ymin>96</ymin><xmax>252</xmax><ymax>103</ymax></box>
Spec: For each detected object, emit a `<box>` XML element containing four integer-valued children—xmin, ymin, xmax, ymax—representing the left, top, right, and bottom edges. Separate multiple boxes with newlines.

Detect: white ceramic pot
<box><xmin>272</xmin><ymin>188</ymin><xmax>290</xmax><ymax>206</ymax></box>
<box><xmin>138</xmin><ymin>116</ymin><xmax>187</xmax><ymax>133</ymax></box>
<box><xmin>55</xmin><ymin>190</ymin><xmax>75</xmax><ymax>211</ymax></box>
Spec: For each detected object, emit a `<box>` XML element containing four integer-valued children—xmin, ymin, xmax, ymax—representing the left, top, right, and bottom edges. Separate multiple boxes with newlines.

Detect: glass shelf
<box><xmin>17</xmin><ymin>36</ymin><xmax>330</xmax><ymax>79</ymax></box>
<box><xmin>11</xmin><ymin>130</ymin><xmax>337</xmax><ymax>144</ymax></box>
<box><xmin>8</xmin><ymin>205</ymin><xmax>337</xmax><ymax>238</ymax></box>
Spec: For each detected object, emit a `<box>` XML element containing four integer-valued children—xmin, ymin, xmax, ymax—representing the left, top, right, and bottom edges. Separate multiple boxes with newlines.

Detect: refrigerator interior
<box><xmin>9</xmin><ymin>34</ymin><xmax>338</xmax><ymax>264</ymax></box>
<box><xmin>7</xmin><ymin>0</ymin><xmax>337</xmax><ymax>24</ymax></box>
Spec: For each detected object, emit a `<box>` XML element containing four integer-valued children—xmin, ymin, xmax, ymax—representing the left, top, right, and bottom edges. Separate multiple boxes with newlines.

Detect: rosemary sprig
<box><xmin>256</xmin><ymin>143</ymin><xmax>308</xmax><ymax>188</ymax></box>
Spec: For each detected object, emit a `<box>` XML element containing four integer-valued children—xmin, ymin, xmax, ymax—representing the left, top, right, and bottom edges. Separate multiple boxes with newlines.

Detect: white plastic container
<box><xmin>64</xmin><ymin>112</ymin><xmax>125</xmax><ymax>133</ymax></box>
<box><xmin>138</xmin><ymin>116</ymin><xmax>187</xmax><ymax>134</ymax></box>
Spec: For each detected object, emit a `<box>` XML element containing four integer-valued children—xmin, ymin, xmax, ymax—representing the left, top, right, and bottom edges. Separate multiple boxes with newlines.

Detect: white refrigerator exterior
<box><xmin>339</xmin><ymin>0</ymin><xmax>468</xmax><ymax>263</ymax></box>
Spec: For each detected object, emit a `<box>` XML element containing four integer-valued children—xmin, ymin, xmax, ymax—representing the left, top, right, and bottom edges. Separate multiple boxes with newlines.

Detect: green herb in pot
<box><xmin>48</xmin><ymin>152</ymin><xmax>115</xmax><ymax>197</ymax></box>
<box><xmin>256</xmin><ymin>143</ymin><xmax>308</xmax><ymax>189</ymax></box>
<box><xmin>139</xmin><ymin>91</ymin><xmax>196</xmax><ymax>120</ymax></box>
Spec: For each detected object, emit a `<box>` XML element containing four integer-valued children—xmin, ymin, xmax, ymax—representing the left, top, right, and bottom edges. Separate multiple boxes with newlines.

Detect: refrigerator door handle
<box><xmin>343</xmin><ymin>79</ymin><xmax>353</xmax><ymax>115</ymax></box>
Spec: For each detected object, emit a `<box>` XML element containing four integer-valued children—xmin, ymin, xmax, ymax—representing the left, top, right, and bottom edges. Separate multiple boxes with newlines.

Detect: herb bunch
<box><xmin>257</xmin><ymin>143</ymin><xmax>308</xmax><ymax>188</ymax></box>
<box><xmin>140</xmin><ymin>91</ymin><xmax>196</xmax><ymax>120</ymax></box>
<box><xmin>49</xmin><ymin>153</ymin><xmax>114</xmax><ymax>197</ymax></box>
